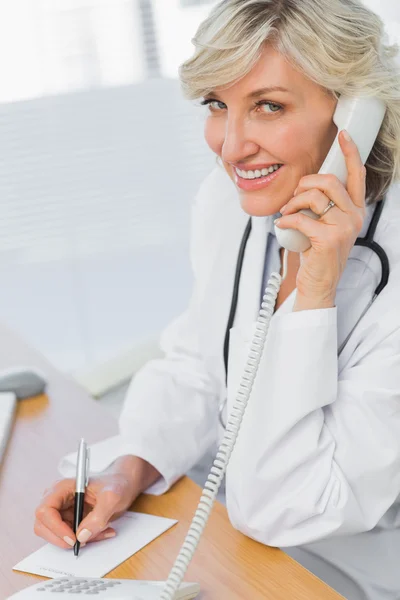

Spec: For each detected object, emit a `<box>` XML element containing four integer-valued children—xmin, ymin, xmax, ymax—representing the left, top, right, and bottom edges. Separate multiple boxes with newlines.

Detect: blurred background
<box><xmin>0</xmin><ymin>0</ymin><xmax>398</xmax><ymax>409</ymax></box>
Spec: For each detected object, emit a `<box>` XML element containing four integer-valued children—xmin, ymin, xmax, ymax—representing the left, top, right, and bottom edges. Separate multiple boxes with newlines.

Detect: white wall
<box><xmin>0</xmin><ymin>79</ymin><xmax>214</xmax><ymax>371</ymax></box>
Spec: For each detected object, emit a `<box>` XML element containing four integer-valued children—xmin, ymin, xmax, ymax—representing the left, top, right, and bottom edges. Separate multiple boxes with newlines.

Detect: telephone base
<box><xmin>8</xmin><ymin>577</ymin><xmax>200</xmax><ymax>599</ymax></box>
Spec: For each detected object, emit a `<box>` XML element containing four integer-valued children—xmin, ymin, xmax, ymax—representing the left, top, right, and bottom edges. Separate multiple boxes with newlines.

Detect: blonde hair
<box><xmin>179</xmin><ymin>0</ymin><xmax>400</xmax><ymax>204</ymax></box>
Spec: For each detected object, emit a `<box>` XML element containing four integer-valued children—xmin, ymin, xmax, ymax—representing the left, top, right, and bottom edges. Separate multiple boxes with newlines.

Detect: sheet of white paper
<box><xmin>13</xmin><ymin>512</ymin><xmax>177</xmax><ymax>579</ymax></box>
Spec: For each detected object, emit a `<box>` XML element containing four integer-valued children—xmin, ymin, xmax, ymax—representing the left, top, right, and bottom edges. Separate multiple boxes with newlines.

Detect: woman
<box><xmin>34</xmin><ymin>1</ymin><xmax>400</xmax><ymax>598</ymax></box>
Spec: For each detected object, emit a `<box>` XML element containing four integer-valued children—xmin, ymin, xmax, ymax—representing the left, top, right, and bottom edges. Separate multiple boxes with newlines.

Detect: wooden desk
<box><xmin>0</xmin><ymin>323</ymin><xmax>343</xmax><ymax>599</ymax></box>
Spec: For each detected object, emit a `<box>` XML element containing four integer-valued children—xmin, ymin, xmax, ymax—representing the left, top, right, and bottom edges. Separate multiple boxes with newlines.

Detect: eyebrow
<box><xmin>205</xmin><ymin>86</ymin><xmax>292</xmax><ymax>100</ymax></box>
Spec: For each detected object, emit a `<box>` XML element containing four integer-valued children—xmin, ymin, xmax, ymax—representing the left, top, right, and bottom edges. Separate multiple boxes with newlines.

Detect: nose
<box><xmin>220</xmin><ymin>116</ymin><xmax>259</xmax><ymax>165</ymax></box>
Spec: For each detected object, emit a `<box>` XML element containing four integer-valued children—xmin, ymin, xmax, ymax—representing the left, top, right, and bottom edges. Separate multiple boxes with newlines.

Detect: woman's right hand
<box><xmin>34</xmin><ymin>455</ymin><xmax>160</xmax><ymax>548</ymax></box>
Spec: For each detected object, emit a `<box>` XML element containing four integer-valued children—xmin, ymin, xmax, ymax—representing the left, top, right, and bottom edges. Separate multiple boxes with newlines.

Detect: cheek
<box><xmin>274</xmin><ymin>120</ymin><xmax>331</xmax><ymax>178</ymax></box>
<box><xmin>204</xmin><ymin>117</ymin><xmax>224</xmax><ymax>156</ymax></box>
<box><xmin>271</xmin><ymin>121</ymin><xmax>312</xmax><ymax>163</ymax></box>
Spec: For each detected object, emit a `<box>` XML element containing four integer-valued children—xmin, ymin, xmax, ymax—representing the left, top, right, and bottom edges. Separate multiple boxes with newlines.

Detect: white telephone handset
<box><xmin>274</xmin><ymin>95</ymin><xmax>386</xmax><ymax>253</ymax></box>
<box><xmin>9</xmin><ymin>97</ymin><xmax>385</xmax><ymax>600</ymax></box>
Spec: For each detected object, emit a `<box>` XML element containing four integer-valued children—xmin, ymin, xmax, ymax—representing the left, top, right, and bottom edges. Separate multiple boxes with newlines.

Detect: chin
<box><xmin>239</xmin><ymin>192</ymin><xmax>283</xmax><ymax>217</ymax></box>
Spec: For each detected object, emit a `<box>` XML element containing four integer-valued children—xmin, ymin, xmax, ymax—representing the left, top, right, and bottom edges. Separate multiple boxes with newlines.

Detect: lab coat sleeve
<box><xmin>58</xmin><ymin>169</ymin><xmax>224</xmax><ymax>494</ymax></box>
<box><xmin>225</xmin><ymin>306</ymin><xmax>400</xmax><ymax>547</ymax></box>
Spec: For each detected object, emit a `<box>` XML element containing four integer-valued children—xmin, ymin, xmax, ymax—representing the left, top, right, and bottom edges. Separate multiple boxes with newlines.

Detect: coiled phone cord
<box><xmin>160</xmin><ymin>250</ymin><xmax>289</xmax><ymax>600</ymax></box>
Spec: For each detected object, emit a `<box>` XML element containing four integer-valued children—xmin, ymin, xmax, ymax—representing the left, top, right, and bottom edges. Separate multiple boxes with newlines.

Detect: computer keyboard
<box><xmin>8</xmin><ymin>577</ymin><xmax>200</xmax><ymax>599</ymax></box>
<box><xmin>0</xmin><ymin>392</ymin><xmax>16</xmax><ymax>463</ymax></box>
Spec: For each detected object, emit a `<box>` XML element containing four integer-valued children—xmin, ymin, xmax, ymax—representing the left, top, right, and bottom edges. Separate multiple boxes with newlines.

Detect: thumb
<box><xmin>76</xmin><ymin>491</ymin><xmax>118</xmax><ymax>544</ymax></box>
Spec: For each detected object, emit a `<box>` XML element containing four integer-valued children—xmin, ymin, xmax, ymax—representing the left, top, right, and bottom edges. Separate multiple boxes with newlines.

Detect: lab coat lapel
<box><xmin>266</xmin><ymin>202</ymin><xmax>381</xmax><ymax>366</ymax></box>
<box><xmin>332</xmin><ymin>201</ymin><xmax>380</xmax><ymax>365</ymax></box>
<box><xmin>233</xmin><ymin>216</ymin><xmax>269</xmax><ymax>330</ymax></box>
<box><xmin>226</xmin><ymin>216</ymin><xmax>268</xmax><ymax>417</ymax></box>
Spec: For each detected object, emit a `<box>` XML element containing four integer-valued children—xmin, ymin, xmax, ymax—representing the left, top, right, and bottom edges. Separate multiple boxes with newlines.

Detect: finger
<box><xmin>294</xmin><ymin>173</ymin><xmax>353</xmax><ymax>213</ymax></box>
<box><xmin>338</xmin><ymin>129</ymin><xmax>367</xmax><ymax>209</ymax></box>
<box><xmin>60</xmin><ymin>502</ymin><xmax>94</xmax><ymax>525</ymax></box>
<box><xmin>274</xmin><ymin>211</ymin><xmax>327</xmax><ymax>242</ymax></box>
<box><xmin>35</xmin><ymin>504</ymin><xmax>77</xmax><ymax>543</ymax></box>
<box><xmin>40</xmin><ymin>479</ymin><xmax>75</xmax><ymax>509</ymax></box>
<box><xmin>90</xmin><ymin>527</ymin><xmax>116</xmax><ymax>543</ymax></box>
<box><xmin>35</xmin><ymin>485</ymin><xmax>76</xmax><ymax>543</ymax></box>
<box><xmin>280</xmin><ymin>189</ymin><xmax>333</xmax><ymax>218</ymax></box>
<box><xmin>34</xmin><ymin>519</ymin><xmax>75</xmax><ymax>549</ymax></box>
<box><xmin>76</xmin><ymin>491</ymin><xmax>121</xmax><ymax>543</ymax></box>
<box><xmin>60</xmin><ymin>507</ymin><xmax>75</xmax><ymax>525</ymax></box>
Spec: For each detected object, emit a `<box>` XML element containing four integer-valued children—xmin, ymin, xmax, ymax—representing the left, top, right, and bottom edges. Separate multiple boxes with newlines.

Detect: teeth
<box><xmin>235</xmin><ymin>164</ymin><xmax>281</xmax><ymax>179</ymax></box>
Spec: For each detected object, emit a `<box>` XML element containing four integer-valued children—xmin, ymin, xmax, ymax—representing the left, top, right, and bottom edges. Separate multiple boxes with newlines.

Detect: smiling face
<box><xmin>202</xmin><ymin>44</ymin><xmax>338</xmax><ymax>216</ymax></box>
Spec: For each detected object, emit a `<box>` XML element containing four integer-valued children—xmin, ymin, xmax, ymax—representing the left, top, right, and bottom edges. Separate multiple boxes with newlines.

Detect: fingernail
<box><xmin>77</xmin><ymin>529</ymin><xmax>92</xmax><ymax>543</ymax></box>
<box><xmin>342</xmin><ymin>129</ymin><xmax>352</xmax><ymax>142</ymax></box>
<box><xmin>280</xmin><ymin>203</ymin><xmax>288</xmax><ymax>213</ymax></box>
<box><xmin>104</xmin><ymin>531</ymin><xmax>116</xmax><ymax>539</ymax></box>
<box><xmin>274</xmin><ymin>218</ymin><xmax>281</xmax><ymax>227</ymax></box>
<box><xmin>63</xmin><ymin>536</ymin><xmax>75</xmax><ymax>547</ymax></box>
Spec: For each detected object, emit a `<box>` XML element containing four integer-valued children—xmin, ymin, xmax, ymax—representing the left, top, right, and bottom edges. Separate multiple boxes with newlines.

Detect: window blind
<box><xmin>0</xmin><ymin>1</ymin><xmax>397</xmax><ymax>373</ymax></box>
<box><xmin>0</xmin><ymin>0</ymin><xmax>218</xmax><ymax>371</ymax></box>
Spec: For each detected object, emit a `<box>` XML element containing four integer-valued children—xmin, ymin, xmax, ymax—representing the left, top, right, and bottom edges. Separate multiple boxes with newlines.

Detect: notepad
<box><xmin>13</xmin><ymin>512</ymin><xmax>177</xmax><ymax>579</ymax></box>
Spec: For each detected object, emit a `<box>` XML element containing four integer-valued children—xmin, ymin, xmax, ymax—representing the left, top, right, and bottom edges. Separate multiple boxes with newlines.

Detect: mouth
<box><xmin>233</xmin><ymin>164</ymin><xmax>284</xmax><ymax>191</ymax></box>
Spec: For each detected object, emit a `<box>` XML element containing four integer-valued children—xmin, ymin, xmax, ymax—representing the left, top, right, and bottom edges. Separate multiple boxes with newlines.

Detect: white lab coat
<box><xmin>60</xmin><ymin>166</ymin><xmax>400</xmax><ymax>600</ymax></box>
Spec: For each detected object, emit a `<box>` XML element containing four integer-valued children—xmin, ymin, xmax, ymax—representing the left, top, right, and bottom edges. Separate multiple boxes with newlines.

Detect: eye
<box><xmin>255</xmin><ymin>100</ymin><xmax>282</xmax><ymax>114</ymax></box>
<box><xmin>199</xmin><ymin>98</ymin><xmax>282</xmax><ymax>114</ymax></box>
<box><xmin>200</xmin><ymin>98</ymin><xmax>282</xmax><ymax>114</ymax></box>
<box><xmin>200</xmin><ymin>98</ymin><xmax>227</xmax><ymax>112</ymax></box>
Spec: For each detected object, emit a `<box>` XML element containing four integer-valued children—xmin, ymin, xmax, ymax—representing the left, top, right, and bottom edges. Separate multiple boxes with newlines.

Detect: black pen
<box><xmin>73</xmin><ymin>438</ymin><xmax>89</xmax><ymax>557</ymax></box>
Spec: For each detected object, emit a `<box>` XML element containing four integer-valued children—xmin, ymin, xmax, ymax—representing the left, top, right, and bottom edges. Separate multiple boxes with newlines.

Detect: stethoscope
<box><xmin>219</xmin><ymin>197</ymin><xmax>390</xmax><ymax>429</ymax></box>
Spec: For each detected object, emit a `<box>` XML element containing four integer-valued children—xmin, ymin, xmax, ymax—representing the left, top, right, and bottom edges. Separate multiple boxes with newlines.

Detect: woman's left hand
<box><xmin>275</xmin><ymin>129</ymin><xmax>367</xmax><ymax>311</ymax></box>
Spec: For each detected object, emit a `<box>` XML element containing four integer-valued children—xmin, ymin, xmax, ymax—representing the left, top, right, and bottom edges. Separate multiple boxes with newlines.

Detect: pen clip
<box><xmin>85</xmin><ymin>447</ymin><xmax>90</xmax><ymax>487</ymax></box>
